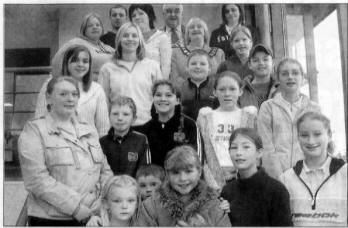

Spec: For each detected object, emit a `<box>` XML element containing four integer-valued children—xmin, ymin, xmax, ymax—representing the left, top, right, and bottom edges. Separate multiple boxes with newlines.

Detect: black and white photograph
<box><xmin>3</xmin><ymin>1</ymin><xmax>347</xmax><ymax>226</ymax></box>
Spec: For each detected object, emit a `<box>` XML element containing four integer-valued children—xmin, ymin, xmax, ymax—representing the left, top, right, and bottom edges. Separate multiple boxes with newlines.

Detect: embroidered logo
<box><xmin>128</xmin><ymin>152</ymin><xmax>138</xmax><ymax>162</ymax></box>
<box><xmin>173</xmin><ymin>132</ymin><xmax>187</xmax><ymax>143</ymax></box>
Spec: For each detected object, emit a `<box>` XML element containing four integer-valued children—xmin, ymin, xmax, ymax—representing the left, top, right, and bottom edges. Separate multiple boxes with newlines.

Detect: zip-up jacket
<box><xmin>280</xmin><ymin>158</ymin><xmax>347</xmax><ymax>226</ymax></box>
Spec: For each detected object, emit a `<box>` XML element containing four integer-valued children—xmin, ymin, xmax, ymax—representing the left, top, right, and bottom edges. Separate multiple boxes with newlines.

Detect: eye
<box><xmin>128</xmin><ymin>198</ymin><xmax>136</xmax><ymax>203</ymax></box>
<box><xmin>139</xmin><ymin>183</ymin><xmax>146</xmax><ymax>188</ymax></box>
<box><xmin>72</xmin><ymin>92</ymin><xmax>79</xmax><ymax>97</ymax></box>
<box><xmin>229</xmin><ymin>146</ymin><xmax>237</xmax><ymax>150</ymax></box>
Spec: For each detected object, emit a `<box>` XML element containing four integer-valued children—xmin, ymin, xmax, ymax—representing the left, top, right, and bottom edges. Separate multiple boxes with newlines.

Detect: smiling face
<box><xmin>187</xmin><ymin>20</ymin><xmax>205</xmax><ymax>41</ymax></box>
<box><xmin>106</xmin><ymin>186</ymin><xmax>137</xmax><ymax>223</ymax></box>
<box><xmin>229</xmin><ymin>134</ymin><xmax>260</xmax><ymax>177</ymax></box>
<box><xmin>231</xmin><ymin>31</ymin><xmax>252</xmax><ymax>56</ymax></box>
<box><xmin>278</xmin><ymin>62</ymin><xmax>303</xmax><ymax>94</ymax></box>
<box><xmin>298</xmin><ymin>119</ymin><xmax>330</xmax><ymax>162</ymax></box>
<box><xmin>168</xmin><ymin>165</ymin><xmax>201</xmax><ymax>195</ymax></box>
<box><xmin>214</xmin><ymin>76</ymin><xmax>242</xmax><ymax>110</ymax></box>
<box><xmin>47</xmin><ymin>80</ymin><xmax>79</xmax><ymax>119</ymax></box>
<box><xmin>85</xmin><ymin>16</ymin><xmax>103</xmax><ymax>41</ymax></box>
<box><xmin>120</xmin><ymin>26</ymin><xmax>140</xmax><ymax>54</ymax></box>
<box><xmin>187</xmin><ymin>54</ymin><xmax>210</xmax><ymax>82</ymax></box>
<box><xmin>110</xmin><ymin>7</ymin><xmax>127</xmax><ymax>30</ymax></box>
<box><xmin>248</xmin><ymin>51</ymin><xmax>273</xmax><ymax>78</ymax></box>
<box><xmin>110</xmin><ymin>105</ymin><xmax>134</xmax><ymax>136</ymax></box>
<box><xmin>131</xmin><ymin>8</ymin><xmax>150</xmax><ymax>31</ymax></box>
<box><xmin>137</xmin><ymin>175</ymin><xmax>162</xmax><ymax>200</ymax></box>
<box><xmin>67</xmin><ymin>51</ymin><xmax>90</xmax><ymax>81</ymax></box>
<box><xmin>163</xmin><ymin>5</ymin><xmax>182</xmax><ymax>29</ymax></box>
<box><xmin>225</xmin><ymin>4</ymin><xmax>240</xmax><ymax>25</ymax></box>
<box><xmin>153</xmin><ymin>84</ymin><xmax>178</xmax><ymax>116</ymax></box>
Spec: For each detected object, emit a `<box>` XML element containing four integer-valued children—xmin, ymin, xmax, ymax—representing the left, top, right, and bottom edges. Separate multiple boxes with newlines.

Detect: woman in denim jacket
<box><xmin>18</xmin><ymin>76</ymin><xmax>113</xmax><ymax>226</ymax></box>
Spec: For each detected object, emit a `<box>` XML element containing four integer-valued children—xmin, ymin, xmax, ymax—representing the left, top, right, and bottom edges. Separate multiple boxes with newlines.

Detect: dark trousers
<box><xmin>28</xmin><ymin>216</ymin><xmax>83</xmax><ymax>226</ymax></box>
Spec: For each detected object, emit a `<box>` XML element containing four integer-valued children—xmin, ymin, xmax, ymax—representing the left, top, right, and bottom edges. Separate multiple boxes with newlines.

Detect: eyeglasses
<box><xmin>165</xmin><ymin>8</ymin><xmax>181</xmax><ymax>14</ymax></box>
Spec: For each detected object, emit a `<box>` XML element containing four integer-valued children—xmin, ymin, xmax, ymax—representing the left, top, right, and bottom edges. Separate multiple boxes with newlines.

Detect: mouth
<box><xmin>286</xmin><ymin>82</ymin><xmax>296</xmax><ymax>86</ymax></box>
<box><xmin>64</xmin><ymin>104</ymin><xmax>75</xmax><ymax>109</ymax></box>
<box><xmin>235</xmin><ymin>158</ymin><xmax>246</xmax><ymax>164</ymax></box>
<box><xmin>305</xmin><ymin>144</ymin><xmax>320</xmax><ymax>151</ymax></box>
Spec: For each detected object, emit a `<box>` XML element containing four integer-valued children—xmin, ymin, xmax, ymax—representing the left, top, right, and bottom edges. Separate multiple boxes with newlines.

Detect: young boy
<box><xmin>136</xmin><ymin>164</ymin><xmax>165</xmax><ymax>200</ymax></box>
<box><xmin>100</xmin><ymin>96</ymin><xmax>150</xmax><ymax>177</ymax></box>
<box><xmin>178</xmin><ymin>49</ymin><xmax>218</xmax><ymax>120</ymax></box>
<box><xmin>239</xmin><ymin>44</ymin><xmax>279</xmax><ymax>110</ymax></box>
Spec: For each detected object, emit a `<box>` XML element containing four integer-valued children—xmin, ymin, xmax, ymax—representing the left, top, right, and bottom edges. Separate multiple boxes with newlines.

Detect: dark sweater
<box><xmin>100</xmin><ymin>31</ymin><xmax>117</xmax><ymax>48</ymax></box>
<box><xmin>100</xmin><ymin>128</ymin><xmax>150</xmax><ymax>177</ymax></box>
<box><xmin>220</xmin><ymin>169</ymin><xmax>293</xmax><ymax>226</ymax></box>
<box><xmin>217</xmin><ymin>55</ymin><xmax>253</xmax><ymax>80</ymax></box>
<box><xmin>138</xmin><ymin>105</ymin><xmax>200</xmax><ymax>167</ymax></box>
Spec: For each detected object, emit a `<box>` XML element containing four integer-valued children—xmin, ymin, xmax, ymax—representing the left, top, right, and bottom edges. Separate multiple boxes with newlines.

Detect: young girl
<box><xmin>99</xmin><ymin>22</ymin><xmax>162</xmax><ymax>127</ymax></box>
<box><xmin>87</xmin><ymin>175</ymin><xmax>141</xmax><ymax>226</ymax></box>
<box><xmin>35</xmin><ymin>45</ymin><xmax>110</xmax><ymax>136</ymax></box>
<box><xmin>217</xmin><ymin>26</ymin><xmax>253</xmax><ymax>79</ymax></box>
<box><xmin>137</xmin><ymin>145</ymin><xmax>231</xmax><ymax>226</ymax></box>
<box><xmin>257</xmin><ymin>58</ymin><xmax>321</xmax><ymax>179</ymax></box>
<box><xmin>220</xmin><ymin>128</ymin><xmax>293</xmax><ymax>226</ymax></box>
<box><xmin>197</xmin><ymin>70</ymin><xmax>257</xmax><ymax>191</ymax></box>
<box><xmin>139</xmin><ymin>80</ymin><xmax>201</xmax><ymax>167</ymax></box>
<box><xmin>280</xmin><ymin>112</ymin><xmax>347</xmax><ymax>226</ymax></box>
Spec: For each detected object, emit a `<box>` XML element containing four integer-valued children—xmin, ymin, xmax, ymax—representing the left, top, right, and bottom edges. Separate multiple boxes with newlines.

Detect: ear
<box><xmin>213</xmin><ymin>89</ymin><xmax>217</xmax><ymax>97</ymax></box>
<box><xmin>132</xmin><ymin>115</ymin><xmax>137</xmax><ymax>124</ymax></box>
<box><xmin>238</xmin><ymin>88</ymin><xmax>243</xmax><ymax>97</ymax></box>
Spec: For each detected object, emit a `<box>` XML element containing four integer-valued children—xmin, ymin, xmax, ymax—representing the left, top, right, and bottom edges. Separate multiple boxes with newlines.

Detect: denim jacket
<box><xmin>18</xmin><ymin>114</ymin><xmax>113</xmax><ymax>220</ymax></box>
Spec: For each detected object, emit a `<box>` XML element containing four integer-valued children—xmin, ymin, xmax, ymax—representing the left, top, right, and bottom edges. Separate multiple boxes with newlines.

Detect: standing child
<box><xmin>136</xmin><ymin>164</ymin><xmax>165</xmax><ymax>200</ymax></box>
<box><xmin>197</xmin><ymin>70</ymin><xmax>257</xmax><ymax>191</ymax></box>
<box><xmin>139</xmin><ymin>80</ymin><xmax>201</xmax><ymax>167</ymax></box>
<box><xmin>220</xmin><ymin>128</ymin><xmax>293</xmax><ymax>226</ymax></box>
<box><xmin>137</xmin><ymin>145</ymin><xmax>231</xmax><ymax>226</ymax></box>
<box><xmin>178</xmin><ymin>49</ymin><xmax>218</xmax><ymax>120</ymax></box>
<box><xmin>280</xmin><ymin>112</ymin><xmax>347</xmax><ymax>226</ymax></box>
<box><xmin>87</xmin><ymin>175</ymin><xmax>140</xmax><ymax>226</ymax></box>
<box><xmin>100</xmin><ymin>96</ymin><xmax>151</xmax><ymax>177</ymax></box>
<box><xmin>257</xmin><ymin>58</ymin><xmax>321</xmax><ymax>179</ymax></box>
<box><xmin>239</xmin><ymin>44</ymin><xmax>279</xmax><ymax>109</ymax></box>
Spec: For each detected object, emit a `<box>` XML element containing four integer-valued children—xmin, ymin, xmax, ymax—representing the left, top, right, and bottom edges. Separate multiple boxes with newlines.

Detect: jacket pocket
<box><xmin>88</xmin><ymin>143</ymin><xmax>104</xmax><ymax>163</ymax></box>
<box><xmin>45</xmin><ymin>146</ymin><xmax>75</xmax><ymax>166</ymax></box>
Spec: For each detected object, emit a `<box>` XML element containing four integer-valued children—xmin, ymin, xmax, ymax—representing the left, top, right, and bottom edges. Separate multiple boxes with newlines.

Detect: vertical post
<box><xmin>303</xmin><ymin>14</ymin><xmax>319</xmax><ymax>102</ymax></box>
<box><xmin>270</xmin><ymin>4</ymin><xmax>287</xmax><ymax>63</ymax></box>
<box><xmin>255</xmin><ymin>4</ymin><xmax>272</xmax><ymax>47</ymax></box>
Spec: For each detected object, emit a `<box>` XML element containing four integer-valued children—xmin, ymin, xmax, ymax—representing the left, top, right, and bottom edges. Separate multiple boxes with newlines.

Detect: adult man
<box><xmin>100</xmin><ymin>5</ymin><xmax>127</xmax><ymax>48</ymax></box>
<box><xmin>162</xmin><ymin>4</ymin><xmax>185</xmax><ymax>47</ymax></box>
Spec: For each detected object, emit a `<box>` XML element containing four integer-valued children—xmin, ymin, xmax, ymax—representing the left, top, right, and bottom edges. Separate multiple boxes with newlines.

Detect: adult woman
<box><xmin>51</xmin><ymin>13</ymin><xmax>114</xmax><ymax>81</ymax></box>
<box><xmin>170</xmin><ymin>17</ymin><xmax>225</xmax><ymax>83</ymax></box>
<box><xmin>217</xmin><ymin>26</ymin><xmax>254</xmax><ymax>80</ymax></box>
<box><xmin>129</xmin><ymin>4</ymin><xmax>171</xmax><ymax>79</ymax></box>
<box><xmin>18</xmin><ymin>77</ymin><xmax>113</xmax><ymax>226</ymax></box>
<box><xmin>35</xmin><ymin>45</ymin><xmax>110</xmax><ymax>137</ymax></box>
<box><xmin>99</xmin><ymin>22</ymin><xmax>162</xmax><ymax>127</ymax></box>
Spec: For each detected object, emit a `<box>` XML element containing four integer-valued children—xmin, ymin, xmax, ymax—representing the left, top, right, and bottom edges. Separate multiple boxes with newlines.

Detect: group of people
<box><xmin>18</xmin><ymin>3</ymin><xmax>347</xmax><ymax>227</ymax></box>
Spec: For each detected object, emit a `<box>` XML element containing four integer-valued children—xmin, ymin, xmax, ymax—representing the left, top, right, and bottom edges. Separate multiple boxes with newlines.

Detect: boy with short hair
<box><xmin>100</xmin><ymin>96</ymin><xmax>150</xmax><ymax>177</ymax></box>
<box><xmin>239</xmin><ymin>44</ymin><xmax>279</xmax><ymax>109</ymax></box>
<box><xmin>178</xmin><ymin>49</ymin><xmax>218</xmax><ymax>120</ymax></box>
<box><xmin>136</xmin><ymin>164</ymin><xmax>165</xmax><ymax>200</ymax></box>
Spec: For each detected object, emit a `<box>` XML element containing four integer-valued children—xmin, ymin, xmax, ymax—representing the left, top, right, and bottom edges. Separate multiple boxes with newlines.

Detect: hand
<box><xmin>187</xmin><ymin>213</ymin><xmax>209</xmax><ymax>226</ymax></box>
<box><xmin>219</xmin><ymin>197</ymin><xmax>230</xmax><ymax>213</ymax></box>
<box><xmin>73</xmin><ymin>204</ymin><xmax>92</xmax><ymax>222</ymax></box>
<box><xmin>86</xmin><ymin>215</ymin><xmax>102</xmax><ymax>227</ymax></box>
<box><xmin>176</xmin><ymin>220</ymin><xmax>190</xmax><ymax>227</ymax></box>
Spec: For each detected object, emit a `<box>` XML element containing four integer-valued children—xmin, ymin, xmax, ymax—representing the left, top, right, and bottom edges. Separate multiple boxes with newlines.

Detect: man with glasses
<box><xmin>162</xmin><ymin>4</ymin><xmax>185</xmax><ymax>46</ymax></box>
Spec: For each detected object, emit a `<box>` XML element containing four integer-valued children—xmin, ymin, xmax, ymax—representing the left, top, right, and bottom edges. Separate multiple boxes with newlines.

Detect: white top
<box><xmin>98</xmin><ymin>58</ymin><xmax>163</xmax><ymax>126</ymax></box>
<box><xmin>211</xmin><ymin>109</ymin><xmax>242</xmax><ymax>167</ymax></box>
<box><xmin>145</xmin><ymin>30</ymin><xmax>171</xmax><ymax>79</ymax></box>
<box><xmin>35</xmin><ymin>77</ymin><xmax>110</xmax><ymax>137</ymax></box>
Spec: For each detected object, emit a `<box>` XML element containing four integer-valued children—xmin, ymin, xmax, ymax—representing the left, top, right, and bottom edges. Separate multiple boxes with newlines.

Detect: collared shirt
<box><xmin>164</xmin><ymin>25</ymin><xmax>183</xmax><ymax>42</ymax></box>
<box><xmin>301</xmin><ymin>156</ymin><xmax>331</xmax><ymax>193</ymax></box>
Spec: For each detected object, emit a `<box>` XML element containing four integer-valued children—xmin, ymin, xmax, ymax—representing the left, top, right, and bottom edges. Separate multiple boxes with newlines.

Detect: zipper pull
<box><xmin>311</xmin><ymin>198</ymin><xmax>316</xmax><ymax>210</ymax></box>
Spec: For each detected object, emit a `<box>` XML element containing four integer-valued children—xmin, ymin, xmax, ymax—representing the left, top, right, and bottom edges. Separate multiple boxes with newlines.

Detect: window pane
<box><xmin>14</xmin><ymin>94</ymin><xmax>38</xmax><ymax>112</ymax></box>
<box><xmin>15</xmin><ymin>74</ymin><xmax>50</xmax><ymax>92</ymax></box>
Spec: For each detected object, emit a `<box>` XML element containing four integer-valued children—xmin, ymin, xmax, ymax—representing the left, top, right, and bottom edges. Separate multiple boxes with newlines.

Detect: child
<box><xmin>136</xmin><ymin>164</ymin><xmax>165</xmax><ymax>200</ymax></box>
<box><xmin>139</xmin><ymin>79</ymin><xmax>201</xmax><ymax>167</ymax></box>
<box><xmin>257</xmin><ymin>58</ymin><xmax>321</xmax><ymax>179</ymax></box>
<box><xmin>100</xmin><ymin>96</ymin><xmax>151</xmax><ymax>177</ymax></box>
<box><xmin>220</xmin><ymin>128</ymin><xmax>293</xmax><ymax>226</ymax></box>
<box><xmin>137</xmin><ymin>145</ymin><xmax>231</xmax><ymax>226</ymax></box>
<box><xmin>197</xmin><ymin>70</ymin><xmax>257</xmax><ymax>191</ymax></box>
<box><xmin>178</xmin><ymin>49</ymin><xmax>218</xmax><ymax>120</ymax></box>
<box><xmin>87</xmin><ymin>175</ymin><xmax>140</xmax><ymax>226</ymax></box>
<box><xmin>239</xmin><ymin>44</ymin><xmax>279</xmax><ymax>109</ymax></box>
<box><xmin>280</xmin><ymin>112</ymin><xmax>347</xmax><ymax>226</ymax></box>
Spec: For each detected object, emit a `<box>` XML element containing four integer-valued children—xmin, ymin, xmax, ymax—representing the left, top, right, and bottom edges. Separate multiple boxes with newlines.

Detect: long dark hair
<box><xmin>221</xmin><ymin>4</ymin><xmax>245</xmax><ymax>25</ymax></box>
<box><xmin>129</xmin><ymin>4</ymin><xmax>156</xmax><ymax>29</ymax></box>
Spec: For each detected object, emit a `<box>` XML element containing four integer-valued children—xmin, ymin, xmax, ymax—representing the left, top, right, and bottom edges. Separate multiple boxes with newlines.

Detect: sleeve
<box><xmin>269</xmin><ymin>182</ymin><xmax>293</xmax><ymax>226</ymax></box>
<box><xmin>97</xmin><ymin>64</ymin><xmax>111</xmax><ymax>109</ymax></box>
<box><xmin>18</xmin><ymin>121</ymin><xmax>83</xmax><ymax>215</ymax></box>
<box><xmin>218</xmin><ymin>48</ymin><xmax>226</xmax><ymax>64</ymax></box>
<box><xmin>139</xmin><ymin>135</ymin><xmax>151</xmax><ymax>165</ymax></box>
<box><xmin>136</xmin><ymin>198</ymin><xmax>158</xmax><ymax>226</ymax></box>
<box><xmin>217</xmin><ymin>61</ymin><xmax>227</xmax><ymax>74</ymax></box>
<box><xmin>94</xmin><ymin>86</ymin><xmax>110</xmax><ymax>137</ymax></box>
<box><xmin>159</xmin><ymin>33</ymin><xmax>172</xmax><ymax>80</ymax></box>
<box><xmin>34</xmin><ymin>77</ymin><xmax>51</xmax><ymax>118</ymax></box>
<box><xmin>170</xmin><ymin>48</ymin><xmax>179</xmax><ymax>81</ymax></box>
<box><xmin>257</xmin><ymin>102</ymin><xmax>282</xmax><ymax>179</ymax></box>
<box><xmin>209</xmin><ymin>201</ymin><xmax>232</xmax><ymax>227</ymax></box>
<box><xmin>152</xmin><ymin>61</ymin><xmax>163</xmax><ymax>82</ymax></box>
<box><xmin>209</xmin><ymin>30</ymin><xmax>218</xmax><ymax>47</ymax></box>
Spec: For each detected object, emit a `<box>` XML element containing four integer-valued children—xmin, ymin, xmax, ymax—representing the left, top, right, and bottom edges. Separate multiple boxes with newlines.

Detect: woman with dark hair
<box><xmin>210</xmin><ymin>4</ymin><xmax>245</xmax><ymax>58</ymax></box>
<box><xmin>51</xmin><ymin>13</ymin><xmax>114</xmax><ymax>82</ymax></box>
<box><xmin>35</xmin><ymin>45</ymin><xmax>110</xmax><ymax>137</ymax></box>
<box><xmin>129</xmin><ymin>4</ymin><xmax>172</xmax><ymax>79</ymax></box>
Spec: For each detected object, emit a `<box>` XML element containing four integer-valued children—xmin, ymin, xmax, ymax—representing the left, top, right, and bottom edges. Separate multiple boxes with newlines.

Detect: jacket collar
<box><xmin>107</xmin><ymin>127</ymin><xmax>132</xmax><ymax>142</ymax></box>
<box><xmin>294</xmin><ymin>156</ymin><xmax>346</xmax><ymax>177</ymax></box>
<box><xmin>236</xmin><ymin>168</ymin><xmax>268</xmax><ymax>188</ymax></box>
<box><xmin>188</xmin><ymin>77</ymin><xmax>210</xmax><ymax>89</ymax></box>
<box><xmin>151</xmin><ymin>104</ymin><xmax>182</xmax><ymax>124</ymax></box>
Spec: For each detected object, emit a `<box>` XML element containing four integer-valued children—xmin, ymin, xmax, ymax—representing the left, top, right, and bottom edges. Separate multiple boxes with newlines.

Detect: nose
<box><xmin>121</xmin><ymin>201</ymin><xmax>127</xmax><ymax>209</ymax></box>
<box><xmin>307</xmin><ymin>135</ymin><xmax>316</xmax><ymax>144</ymax></box>
<box><xmin>178</xmin><ymin>172</ymin><xmax>187</xmax><ymax>181</ymax></box>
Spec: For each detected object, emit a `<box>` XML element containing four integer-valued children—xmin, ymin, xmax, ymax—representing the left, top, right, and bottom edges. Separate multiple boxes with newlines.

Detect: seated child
<box><xmin>280</xmin><ymin>112</ymin><xmax>347</xmax><ymax>226</ymax></box>
<box><xmin>178</xmin><ymin>49</ymin><xmax>218</xmax><ymax>120</ymax></box>
<box><xmin>87</xmin><ymin>175</ymin><xmax>140</xmax><ymax>226</ymax></box>
<box><xmin>136</xmin><ymin>164</ymin><xmax>165</xmax><ymax>200</ymax></box>
<box><xmin>137</xmin><ymin>145</ymin><xmax>231</xmax><ymax>227</ymax></box>
<box><xmin>139</xmin><ymin>80</ymin><xmax>201</xmax><ymax>167</ymax></box>
<box><xmin>100</xmin><ymin>96</ymin><xmax>150</xmax><ymax>177</ymax></box>
<box><xmin>239</xmin><ymin>44</ymin><xmax>279</xmax><ymax>109</ymax></box>
<box><xmin>220</xmin><ymin>128</ymin><xmax>293</xmax><ymax>226</ymax></box>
